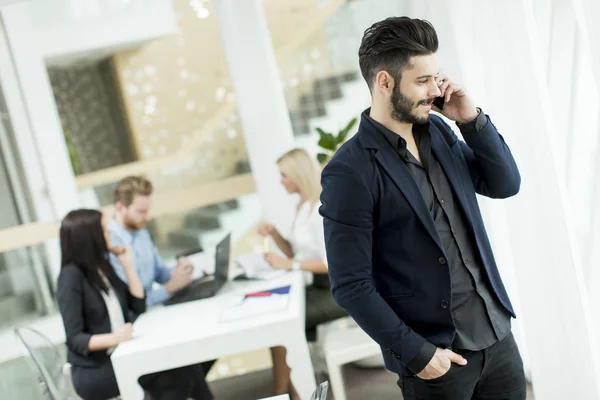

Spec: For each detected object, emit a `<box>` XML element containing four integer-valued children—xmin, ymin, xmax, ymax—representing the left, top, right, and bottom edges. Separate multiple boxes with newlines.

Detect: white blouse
<box><xmin>289</xmin><ymin>201</ymin><xmax>328</xmax><ymax>276</ymax></box>
<box><xmin>99</xmin><ymin>272</ymin><xmax>126</xmax><ymax>355</ymax></box>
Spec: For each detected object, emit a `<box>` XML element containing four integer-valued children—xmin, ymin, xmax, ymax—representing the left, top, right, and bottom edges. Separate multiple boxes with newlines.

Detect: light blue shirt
<box><xmin>107</xmin><ymin>218</ymin><xmax>172</xmax><ymax>307</ymax></box>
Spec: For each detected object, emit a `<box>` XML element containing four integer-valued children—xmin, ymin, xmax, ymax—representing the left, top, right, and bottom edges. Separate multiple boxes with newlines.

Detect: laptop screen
<box><xmin>214</xmin><ymin>233</ymin><xmax>231</xmax><ymax>280</ymax></box>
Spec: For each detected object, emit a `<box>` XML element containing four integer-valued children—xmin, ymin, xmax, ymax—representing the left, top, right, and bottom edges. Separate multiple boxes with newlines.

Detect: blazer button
<box><xmin>439</xmin><ymin>257</ymin><xmax>447</xmax><ymax>265</ymax></box>
<box><xmin>441</xmin><ymin>300</ymin><xmax>449</xmax><ymax>309</ymax></box>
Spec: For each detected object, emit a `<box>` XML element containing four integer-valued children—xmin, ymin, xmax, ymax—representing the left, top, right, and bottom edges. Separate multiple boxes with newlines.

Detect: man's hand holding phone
<box><xmin>432</xmin><ymin>75</ymin><xmax>479</xmax><ymax>124</ymax></box>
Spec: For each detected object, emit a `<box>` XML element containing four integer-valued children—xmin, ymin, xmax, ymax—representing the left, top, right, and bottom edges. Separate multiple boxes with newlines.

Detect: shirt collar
<box><xmin>362</xmin><ymin>108</ymin><xmax>429</xmax><ymax>152</ymax></box>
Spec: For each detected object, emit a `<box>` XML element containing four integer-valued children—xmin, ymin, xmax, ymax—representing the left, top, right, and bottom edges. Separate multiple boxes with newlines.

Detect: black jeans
<box><xmin>398</xmin><ymin>332</ymin><xmax>526</xmax><ymax>400</ymax></box>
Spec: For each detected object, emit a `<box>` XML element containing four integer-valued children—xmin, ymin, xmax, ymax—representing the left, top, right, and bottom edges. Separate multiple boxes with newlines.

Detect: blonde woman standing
<box><xmin>257</xmin><ymin>148</ymin><xmax>346</xmax><ymax>398</ymax></box>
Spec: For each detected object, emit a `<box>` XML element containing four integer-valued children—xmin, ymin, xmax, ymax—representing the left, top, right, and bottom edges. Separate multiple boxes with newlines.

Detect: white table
<box><xmin>111</xmin><ymin>271</ymin><xmax>316</xmax><ymax>399</ymax></box>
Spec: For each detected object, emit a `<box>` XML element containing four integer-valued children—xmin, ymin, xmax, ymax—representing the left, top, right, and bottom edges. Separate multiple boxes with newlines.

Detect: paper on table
<box><xmin>185</xmin><ymin>251</ymin><xmax>214</xmax><ymax>279</ymax></box>
<box><xmin>221</xmin><ymin>286</ymin><xmax>291</xmax><ymax>322</ymax></box>
<box><xmin>236</xmin><ymin>252</ymin><xmax>287</xmax><ymax>280</ymax></box>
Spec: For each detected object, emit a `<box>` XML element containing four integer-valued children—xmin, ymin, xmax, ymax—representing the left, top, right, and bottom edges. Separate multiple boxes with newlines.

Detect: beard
<box><xmin>123</xmin><ymin>214</ymin><xmax>146</xmax><ymax>231</ymax></box>
<box><xmin>390</xmin><ymin>83</ymin><xmax>434</xmax><ymax>125</ymax></box>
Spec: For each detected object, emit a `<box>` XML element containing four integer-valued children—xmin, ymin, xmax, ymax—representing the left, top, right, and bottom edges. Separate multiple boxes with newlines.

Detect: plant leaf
<box><xmin>336</xmin><ymin>117</ymin><xmax>358</xmax><ymax>144</ymax></box>
<box><xmin>317</xmin><ymin>153</ymin><xmax>329</xmax><ymax>164</ymax></box>
<box><xmin>318</xmin><ymin>133</ymin><xmax>337</xmax><ymax>151</ymax></box>
<box><xmin>316</xmin><ymin>127</ymin><xmax>330</xmax><ymax>138</ymax></box>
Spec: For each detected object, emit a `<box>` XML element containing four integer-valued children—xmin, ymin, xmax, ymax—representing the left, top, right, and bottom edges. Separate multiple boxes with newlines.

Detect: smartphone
<box><xmin>433</xmin><ymin>96</ymin><xmax>445</xmax><ymax>110</ymax></box>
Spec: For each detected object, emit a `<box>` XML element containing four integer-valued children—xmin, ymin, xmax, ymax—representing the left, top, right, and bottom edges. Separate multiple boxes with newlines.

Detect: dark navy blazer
<box><xmin>319</xmin><ymin>111</ymin><xmax>521</xmax><ymax>376</ymax></box>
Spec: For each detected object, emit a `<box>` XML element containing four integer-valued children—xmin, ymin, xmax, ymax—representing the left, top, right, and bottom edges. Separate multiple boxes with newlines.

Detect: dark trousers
<box><xmin>139</xmin><ymin>360</ymin><xmax>216</xmax><ymax>400</ymax></box>
<box><xmin>398</xmin><ymin>332</ymin><xmax>526</xmax><ymax>400</ymax></box>
<box><xmin>72</xmin><ymin>359</ymin><xmax>215</xmax><ymax>400</ymax></box>
<box><xmin>305</xmin><ymin>282</ymin><xmax>346</xmax><ymax>341</ymax></box>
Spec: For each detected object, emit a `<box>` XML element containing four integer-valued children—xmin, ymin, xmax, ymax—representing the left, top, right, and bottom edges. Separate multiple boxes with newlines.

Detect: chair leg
<box><xmin>325</xmin><ymin>358</ymin><xmax>346</xmax><ymax>400</ymax></box>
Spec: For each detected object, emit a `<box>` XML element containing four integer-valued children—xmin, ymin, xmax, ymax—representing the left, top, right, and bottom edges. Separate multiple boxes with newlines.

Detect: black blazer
<box><xmin>56</xmin><ymin>264</ymin><xmax>146</xmax><ymax>367</ymax></box>
<box><xmin>320</xmin><ymin>112</ymin><xmax>521</xmax><ymax>376</ymax></box>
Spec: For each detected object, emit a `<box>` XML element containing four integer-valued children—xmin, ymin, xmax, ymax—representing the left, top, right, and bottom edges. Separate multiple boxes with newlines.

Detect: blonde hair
<box><xmin>277</xmin><ymin>148</ymin><xmax>322</xmax><ymax>207</ymax></box>
<box><xmin>113</xmin><ymin>176</ymin><xmax>153</xmax><ymax>206</ymax></box>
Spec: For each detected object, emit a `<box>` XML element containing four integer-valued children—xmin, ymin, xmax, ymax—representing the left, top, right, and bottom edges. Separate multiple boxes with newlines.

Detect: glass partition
<box><xmin>0</xmin><ymin>242</ymin><xmax>56</xmax><ymax>331</ymax></box>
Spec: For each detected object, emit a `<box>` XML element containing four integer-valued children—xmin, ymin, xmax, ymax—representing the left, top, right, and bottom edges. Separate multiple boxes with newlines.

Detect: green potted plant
<box><xmin>316</xmin><ymin>117</ymin><xmax>357</xmax><ymax>165</ymax></box>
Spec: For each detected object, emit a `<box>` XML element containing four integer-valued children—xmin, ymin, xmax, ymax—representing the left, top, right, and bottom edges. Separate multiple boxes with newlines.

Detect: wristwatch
<box><xmin>291</xmin><ymin>261</ymin><xmax>302</xmax><ymax>271</ymax></box>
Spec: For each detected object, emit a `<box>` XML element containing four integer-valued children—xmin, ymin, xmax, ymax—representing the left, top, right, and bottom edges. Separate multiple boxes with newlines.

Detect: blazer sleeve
<box><xmin>123</xmin><ymin>279</ymin><xmax>146</xmax><ymax>317</ymax></box>
<box><xmin>454</xmin><ymin>111</ymin><xmax>521</xmax><ymax>198</ymax></box>
<box><xmin>56</xmin><ymin>267</ymin><xmax>93</xmax><ymax>357</ymax></box>
<box><xmin>108</xmin><ymin>268</ymin><xmax>146</xmax><ymax>317</ymax></box>
<box><xmin>319</xmin><ymin>159</ymin><xmax>431</xmax><ymax>370</ymax></box>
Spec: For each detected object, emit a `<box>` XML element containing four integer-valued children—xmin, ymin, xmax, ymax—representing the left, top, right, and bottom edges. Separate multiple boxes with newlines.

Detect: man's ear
<box><xmin>374</xmin><ymin>70</ymin><xmax>395</xmax><ymax>94</ymax></box>
<box><xmin>115</xmin><ymin>201</ymin><xmax>125</xmax><ymax>213</ymax></box>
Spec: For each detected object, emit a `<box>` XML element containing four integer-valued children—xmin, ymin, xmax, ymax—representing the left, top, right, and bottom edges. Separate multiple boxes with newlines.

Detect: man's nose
<box><xmin>429</xmin><ymin>81</ymin><xmax>442</xmax><ymax>98</ymax></box>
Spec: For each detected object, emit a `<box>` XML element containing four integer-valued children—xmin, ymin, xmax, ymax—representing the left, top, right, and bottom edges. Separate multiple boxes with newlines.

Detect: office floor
<box><xmin>210</xmin><ymin>365</ymin><xmax>535</xmax><ymax>400</ymax></box>
<box><xmin>0</xmin><ymin>351</ymin><xmax>535</xmax><ymax>400</ymax></box>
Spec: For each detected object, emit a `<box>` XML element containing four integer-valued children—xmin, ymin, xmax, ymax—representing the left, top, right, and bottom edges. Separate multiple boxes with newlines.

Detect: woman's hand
<box><xmin>113</xmin><ymin>323</ymin><xmax>133</xmax><ymax>345</ymax></box>
<box><xmin>110</xmin><ymin>246</ymin><xmax>134</xmax><ymax>270</ymax></box>
<box><xmin>264</xmin><ymin>252</ymin><xmax>292</xmax><ymax>270</ymax></box>
<box><xmin>257</xmin><ymin>222</ymin><xmax>274</xmax><ymax>237</ymax></box>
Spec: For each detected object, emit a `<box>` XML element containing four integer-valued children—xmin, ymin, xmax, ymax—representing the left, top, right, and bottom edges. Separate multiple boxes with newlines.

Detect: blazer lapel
<box><xmin>430</xmin><ymin>124</ymin><xmax>474</xmax><ymax>227</ymax></box>
<box><xmin>372</xmin><ymin>142</ymin><xmax>444</xmax><ymax>252</ymax></box>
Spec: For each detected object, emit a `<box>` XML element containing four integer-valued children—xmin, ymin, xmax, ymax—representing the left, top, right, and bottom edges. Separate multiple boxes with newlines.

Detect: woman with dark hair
<box><xmin>57</xmin><ymin>209</ymin><xmax>213</xmax><ymax>400</ymax></box>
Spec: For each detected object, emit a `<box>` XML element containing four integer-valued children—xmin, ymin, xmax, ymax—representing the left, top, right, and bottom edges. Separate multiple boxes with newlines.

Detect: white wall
<box><xmin>28</xmin><ymin>0</ymin><xmax>177</xmax><ymax>67</ymax></box>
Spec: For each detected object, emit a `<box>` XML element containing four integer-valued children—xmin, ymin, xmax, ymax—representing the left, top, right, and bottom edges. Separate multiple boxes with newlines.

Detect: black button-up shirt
<box><xmin>364</xmin><ymin>110</ymin><xmax>511</xmax><ymax>373</ymax></box>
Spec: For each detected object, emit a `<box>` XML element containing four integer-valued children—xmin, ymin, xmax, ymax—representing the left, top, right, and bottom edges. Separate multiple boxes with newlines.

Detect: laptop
<box><xmin>165</xmin><ymin>233</ymin><xmax>231</xmax><ymax>306</ymax></box>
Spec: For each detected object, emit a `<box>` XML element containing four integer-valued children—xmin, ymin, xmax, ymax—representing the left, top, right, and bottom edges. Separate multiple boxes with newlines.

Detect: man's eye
<box><xmin>418</xmin><ymin>80</ymin><xmax>427</xmax><ymax>84</ymax></box>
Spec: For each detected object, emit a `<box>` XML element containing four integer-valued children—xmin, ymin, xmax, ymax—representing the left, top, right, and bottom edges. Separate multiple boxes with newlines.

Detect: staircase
<box><xmin>151</xmin><ymin>185</ymin><xmax>261</xmax><ymax>264</ymax></box>
<box><xmin>289</xmin><ymin>70</ymin><xmax>371</xmax><ymax>156</ymax></box>
<box><xmin>288</xmin><ymin>71</ymin><xmax>360</xmax><ymax>135</ymax></box>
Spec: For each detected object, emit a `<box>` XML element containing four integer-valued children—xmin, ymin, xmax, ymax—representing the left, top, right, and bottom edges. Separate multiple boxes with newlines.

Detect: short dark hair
<box><xmin>113</xmin><ymin>176</ymin><xmax>153</xmax><ymax>206</ymax></box>
<box><xmin>60</xmin><ymin>209</ymin><xmax>111</xmax><ymax>293</ymax></box>
<box><xmin>358</xmin><ymin>17</ymin><xmax>439</xmax><ymax>91</ymax></box>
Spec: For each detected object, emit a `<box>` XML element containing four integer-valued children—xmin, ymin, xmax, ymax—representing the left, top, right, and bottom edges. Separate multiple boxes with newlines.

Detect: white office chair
<box><xmin>322</xmin><ymin>325</ymin><xmax>382</xmax><ymax>400</ymax></box>
<box><xmin>14</xmin><ymin>327</ymin><xmax>82</xmax><ymax>400</ymax></box>
<box><xmin>310</xmin><ymin>381</ymin><xmax>329</xmax><ymax>400</ymax></box>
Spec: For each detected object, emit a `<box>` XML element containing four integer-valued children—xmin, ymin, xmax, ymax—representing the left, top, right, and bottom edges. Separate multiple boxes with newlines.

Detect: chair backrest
<box><xmin>14</xmin><ymin>327</ymin><xmax>79</xmax><ymax>400</ymax></box>
<box><xmin>309</xmin><ymin>380</ymin><xmax>329</xmax><ymax>400</ymax></box>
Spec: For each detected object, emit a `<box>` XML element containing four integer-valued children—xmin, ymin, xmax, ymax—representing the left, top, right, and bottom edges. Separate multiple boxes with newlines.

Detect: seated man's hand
<box><xmin>417</xmin><ymin>348</ymin><xmax>467</xmax><ymax>380</ymax></box>
<box><xmin>165</xmin><ymin>264</ymin><xmax>193</xmax><ymax>293</ymax></box>
<box><xmin>176</xmin><ymin>256</ymin><xmax>194</xmax><ymax>274</ymax></box>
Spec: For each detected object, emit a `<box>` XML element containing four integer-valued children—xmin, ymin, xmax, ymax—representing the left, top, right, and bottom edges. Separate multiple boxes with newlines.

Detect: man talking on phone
<box><xmin>320</xmin><ymin>17</ymin><xmax>526</xmax><ymax>399</ymax></box>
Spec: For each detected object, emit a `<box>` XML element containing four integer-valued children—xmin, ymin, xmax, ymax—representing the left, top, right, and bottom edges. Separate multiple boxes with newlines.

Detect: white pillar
<box><xmin>214</xmin><ymin>0</ymin><xmax>297</xmax><ymax>235</ymax></box>
<box><xmin>0</xmin><ymin>3</ymin><xmax>80</xmax><ymax>281</ymax></box>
